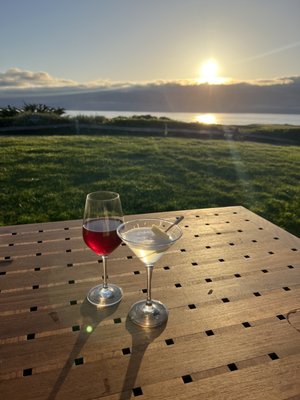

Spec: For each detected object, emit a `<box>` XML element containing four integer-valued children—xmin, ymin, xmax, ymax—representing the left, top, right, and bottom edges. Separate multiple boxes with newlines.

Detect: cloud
<box><xmin>1</xmin><ymin>67</ymin><xmax>297</xmax><ymax>92</ymax></box>
<box><xmin>236</xmin><ymin>77</ymin><xmax>295</xmax><ymax>86</ymax></box>
<box><xmin>0</xmin><ymin>67</ymin><xmax>136</xmax><ymax>92</ymax></box>
<box><xmin>1</xmin><ymin>67</ymin><xmax>300</xmax><ymax>113</ymax></box>
<box><xmin>0</xmin><ymin>67</ymin><xmax>78</xmax><ymax>88</ymax></box>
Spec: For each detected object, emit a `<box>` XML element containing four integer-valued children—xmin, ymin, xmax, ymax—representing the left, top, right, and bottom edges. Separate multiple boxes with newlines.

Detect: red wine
<box><xmin>83</xmin><ymin>218</ymin><xmax>122</xmax><ymax>255</ymax></box>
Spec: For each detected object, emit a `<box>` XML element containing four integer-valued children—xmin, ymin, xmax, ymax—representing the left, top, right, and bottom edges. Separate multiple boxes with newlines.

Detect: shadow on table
<box><xmin>119</xmin><ymin>317</ymin><xmax>166</xmax><ymax>400</ymax></box>
<box><xmin>47</xmin><ymin>298</ymin><xmax>119</xmax><ymax>400</ymax></box>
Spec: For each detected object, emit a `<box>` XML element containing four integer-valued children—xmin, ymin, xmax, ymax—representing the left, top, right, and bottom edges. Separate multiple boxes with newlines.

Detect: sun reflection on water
<box><xmin>195</xmin><ymin>114</ymin><xmax>218</xmax><ymax>124</ymax></box>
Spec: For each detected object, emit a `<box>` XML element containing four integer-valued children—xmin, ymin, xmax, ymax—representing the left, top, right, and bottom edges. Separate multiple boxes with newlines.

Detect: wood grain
<box><xmin>0</xmin><ymin>206</ymin><xmax>299</xmax><ymax>399</ymax></box>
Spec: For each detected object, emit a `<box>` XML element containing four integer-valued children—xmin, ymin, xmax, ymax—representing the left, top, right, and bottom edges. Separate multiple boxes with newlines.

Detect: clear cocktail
<box><xmin>117</xmin><ymin>218</ymin><xmax>182</xmax><ymax>328</ymax></box>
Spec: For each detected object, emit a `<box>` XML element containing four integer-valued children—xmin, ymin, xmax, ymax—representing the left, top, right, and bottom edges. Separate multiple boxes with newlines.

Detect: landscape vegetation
<box><xmin>0</xmin><ymin>104</ymin><xmax>299</xmax><ymax>236</ymax></box>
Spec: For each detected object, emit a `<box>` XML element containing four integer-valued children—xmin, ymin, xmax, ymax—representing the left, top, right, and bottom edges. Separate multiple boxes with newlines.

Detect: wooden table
<box><xmin>0</xmin><ymin>206</ymin><xmax>299</xmax><ymax>400</ymax></box>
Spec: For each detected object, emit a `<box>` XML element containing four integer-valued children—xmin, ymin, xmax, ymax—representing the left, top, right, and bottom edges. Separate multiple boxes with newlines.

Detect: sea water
<box><xmin>66</xmin><ymin>110</ymin><xmax>300</xmax><ymax>126</ymax></box>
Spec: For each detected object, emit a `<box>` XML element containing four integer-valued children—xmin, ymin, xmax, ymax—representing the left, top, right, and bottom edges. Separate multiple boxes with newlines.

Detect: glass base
<box><xmin>87</xmin><ymin>283</ymin><xmax>123</xmax><ymax>307</ymax></box>
<box><xmin>128</xmin><ymin>299</ymin><xmax>168</xmax><ymax>328</ymax></box>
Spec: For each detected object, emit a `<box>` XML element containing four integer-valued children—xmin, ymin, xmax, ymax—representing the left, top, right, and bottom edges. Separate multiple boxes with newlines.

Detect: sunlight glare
<box><xmin>198</xmin><ymin>59</ymin><xmax>226</xmax><ymax>84</ymax></box>
<box><xmin>195</xmin><ymin>113</ymin><xmax>217</xmax><ymax>124</ymax></box>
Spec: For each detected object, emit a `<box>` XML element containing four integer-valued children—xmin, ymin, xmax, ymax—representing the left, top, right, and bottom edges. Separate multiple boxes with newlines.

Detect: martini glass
<box><xmin>117</xmin><ymin>218</ymin><xmax>182</xmax><ymax>328</ymax></box>
<box><xmin>82</xmin><ymin>191</ymin><xmax>124</xmax><ymax>307</ymax></box>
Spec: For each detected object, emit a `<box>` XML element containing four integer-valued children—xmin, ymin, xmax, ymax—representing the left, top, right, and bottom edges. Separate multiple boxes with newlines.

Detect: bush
<box><xmin>72</xmin><ymin>114</ymin><xmax>107</xmax><ymax>124</ymax></box>
<box><xmin>0</xmin><ymin>103</ymin><xmax>65</xmax><ymax>118</ymax></box>
<box><xmin>0</xmin><ymin>112</ymin><xmax>70</xmax><ymax>127</ymax></box>
<box><xmin>0</xmin><ymin>105</ymin><xmax>20</xmax><ymax>117</ymax></box>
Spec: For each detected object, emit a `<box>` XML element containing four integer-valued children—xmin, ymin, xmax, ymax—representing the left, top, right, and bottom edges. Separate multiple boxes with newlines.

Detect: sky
<box><xmin>0</xmin><ymin>0</ymin><xmax>300</xmax><ymax>112</ymax></box>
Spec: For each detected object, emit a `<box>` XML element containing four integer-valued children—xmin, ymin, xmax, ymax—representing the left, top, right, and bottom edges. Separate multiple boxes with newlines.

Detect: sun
<box><xmin>198</xmin><ymin>59</ymin><xmax>225</xmax><ymax>84</ymax></box>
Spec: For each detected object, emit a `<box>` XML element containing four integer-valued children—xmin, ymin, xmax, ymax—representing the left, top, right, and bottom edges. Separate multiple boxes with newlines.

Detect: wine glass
<box><xmin>117</xmin><ymin>218</ymin><xmax>182</xmax><ymax>328</ymax></box>
<box><xmin>82</xmin><ymin>191</ymin><xmax>124</xmax><ymax>307</ymax></box>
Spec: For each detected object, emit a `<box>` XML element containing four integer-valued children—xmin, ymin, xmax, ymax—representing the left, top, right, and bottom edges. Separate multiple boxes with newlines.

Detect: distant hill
<box><xmin>1</xmin><ymin>80</ymin><xmax>300</xmax><ymax>113</ymax></box>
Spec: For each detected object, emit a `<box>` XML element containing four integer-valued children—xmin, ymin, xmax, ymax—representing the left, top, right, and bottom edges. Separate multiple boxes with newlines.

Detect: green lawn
<box><xmin>0</xmin><ymin>135</ymin><xmax>299</xmax><ymax>236</ymax></box>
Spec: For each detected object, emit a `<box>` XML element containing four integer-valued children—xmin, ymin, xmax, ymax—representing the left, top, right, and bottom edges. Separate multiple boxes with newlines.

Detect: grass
<box><xmin>0</xmin><ymin>135</ymin><xmax>299</xmax><ymax>236</ymax></box>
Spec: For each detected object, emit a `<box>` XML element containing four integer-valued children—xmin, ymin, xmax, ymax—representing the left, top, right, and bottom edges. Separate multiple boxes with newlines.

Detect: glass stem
<box><xmin>146</xmin><ymin>265</ymin><xmax>154</xmax><ymax>306</ymax></box>
<box><xmin>102</xmin><ymin>255</ymin><xmax>108</xmax><ymax>288</ymax></box>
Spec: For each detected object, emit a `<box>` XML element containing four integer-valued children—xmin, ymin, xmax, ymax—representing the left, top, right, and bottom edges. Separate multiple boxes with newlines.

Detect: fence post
<box><xmin>75</xmin><ymin>119</ymin><xmax>80</xmax><ymax>134</ymax></box>
<box><xmin>164</xmin><ymin>123</ymin><xmax>168</xmax><ymax>136</ymax></box>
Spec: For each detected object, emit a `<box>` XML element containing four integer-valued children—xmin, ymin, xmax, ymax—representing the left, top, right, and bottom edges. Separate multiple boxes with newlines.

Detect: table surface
<box><xmin>0</xmin><ymin>206</ymin><xmax>299</xmax><ymax>400</ymax></box>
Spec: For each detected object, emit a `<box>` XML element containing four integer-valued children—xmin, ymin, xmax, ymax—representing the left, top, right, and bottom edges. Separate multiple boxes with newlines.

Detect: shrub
<box><xmin>0</xmin><ymin>105</ymin><xmax>20</xmax><ymax>117</ymax></box>
<box><xmin>0</xmin><ymin>103</ymin><xmax>65</xmax><ymax>118</ymax></box>
<box><xmin>21</xmin><ymin>103</ymin><xmax>65</xmax><ymax>115</ymax></box>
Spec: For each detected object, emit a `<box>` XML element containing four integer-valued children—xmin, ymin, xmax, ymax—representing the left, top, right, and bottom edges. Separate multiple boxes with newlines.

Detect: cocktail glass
<box><xmin>82</xmin><ymin>191</ymin><xmax>124</xmax><ymax>307</ymax></box>
<box><xmin>117</xmin><ymin>218</ymin><xmax>182</xmax><ymax>328</ymax></box>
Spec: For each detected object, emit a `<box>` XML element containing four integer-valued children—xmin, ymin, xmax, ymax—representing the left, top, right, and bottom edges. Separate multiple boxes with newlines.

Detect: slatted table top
<box><xmin>0</xmin><ymin>206</ymin><xmax>299</xmax><ymax>400</ymax></box>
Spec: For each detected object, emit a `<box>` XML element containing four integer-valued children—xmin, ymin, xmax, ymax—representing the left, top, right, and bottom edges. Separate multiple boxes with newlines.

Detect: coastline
<box><xmin>65</xmin><ymin>110</ymin><xmax>300</xmax><ymax>126</ymax></box>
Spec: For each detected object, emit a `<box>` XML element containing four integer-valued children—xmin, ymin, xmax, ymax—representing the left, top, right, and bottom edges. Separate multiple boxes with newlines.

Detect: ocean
<box><xmin>66</xmin><ymin>110</ymin><xmax>300</xmax><ymax>126</ymax></box>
